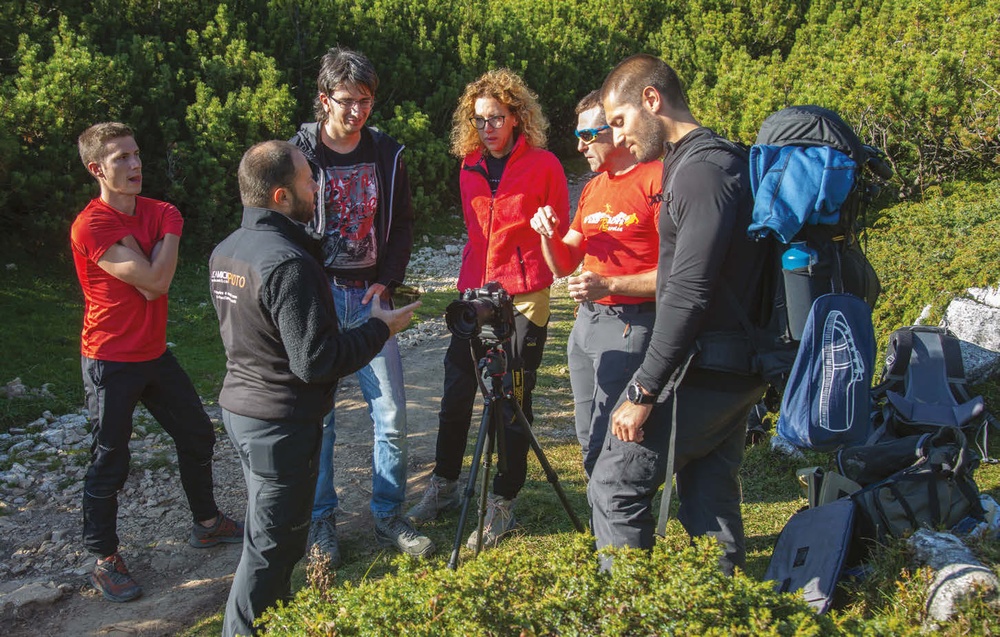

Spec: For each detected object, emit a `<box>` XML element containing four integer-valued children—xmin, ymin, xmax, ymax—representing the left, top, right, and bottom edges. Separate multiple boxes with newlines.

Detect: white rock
<box><xmin>967</xmin><ymin>286</ymin><xmax>1000</xmax><ymax>309</ymax></box>
<box><xmin>909</xmin><ymin>529</ymin><xmax>1000</xmax><ymax>622</ymax></box>
<box><xmin>945</xmin><ymin>297</ymin><xmax>1000</xmax><ymax>351</ymax></box>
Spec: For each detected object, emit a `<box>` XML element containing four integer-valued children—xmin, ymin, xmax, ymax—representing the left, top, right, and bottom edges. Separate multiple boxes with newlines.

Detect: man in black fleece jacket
<box><xmin>210</xmin><ymin>140</ymin><xmax>419</xmax><ymax>637</ymax></box>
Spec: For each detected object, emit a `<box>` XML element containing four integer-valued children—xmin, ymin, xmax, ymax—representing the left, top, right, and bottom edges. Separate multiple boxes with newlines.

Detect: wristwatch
<box><xmin>626</xmin><ymin>380</ymin><xmax>655</xmax><ymax>405</ymax></box>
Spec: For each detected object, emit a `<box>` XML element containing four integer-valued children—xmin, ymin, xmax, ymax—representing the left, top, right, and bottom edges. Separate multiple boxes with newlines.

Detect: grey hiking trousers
<box><xmin>588</xmin><ymin>368</ymin><xmax>765</xmax><ymax>575</ymax></box>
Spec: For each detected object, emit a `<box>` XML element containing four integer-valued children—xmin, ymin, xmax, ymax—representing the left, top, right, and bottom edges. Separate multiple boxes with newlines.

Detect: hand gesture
<box><xmin>611</xmin><ymin>401</ymin><xmax>652</xmax><ymax>443</ymax></box>
<box><xmin>530</xmin><ymin>205</ymin><xmax>560</xmax><ymax>240</ymax></box>
<box><xmin>567</xmin><ymin>270</ymin><xmax>611</xmax><ymax>303</ymax></box>
<box><xmin>371</xmin><ymin>300</ymin><xmax>421</xmax><ymax>337</ymax></box>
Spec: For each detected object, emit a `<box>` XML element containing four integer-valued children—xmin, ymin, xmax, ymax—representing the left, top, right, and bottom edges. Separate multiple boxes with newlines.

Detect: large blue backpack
<box><xmin>745</xmin><ymin>107</ymin><xmax>890</xmax><ymax>450</ymax></box>
<box><xmin>696</xmin><ymin>106</ymin><xmax>889</xmax><ymax>388</ymax></box>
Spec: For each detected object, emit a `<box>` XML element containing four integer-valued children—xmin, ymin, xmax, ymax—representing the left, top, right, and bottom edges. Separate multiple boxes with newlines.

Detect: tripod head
<box><xmin>479</xmin><ymin>339</ymin><xmax>508</xmax><ymax>376</ymax></box>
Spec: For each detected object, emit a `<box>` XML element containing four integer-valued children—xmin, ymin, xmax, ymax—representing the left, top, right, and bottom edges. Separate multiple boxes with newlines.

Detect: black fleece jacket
<box><xmin>210</xmin><ymin>206</ymin><xmax>389</xmax><ymax>422</ymax></box>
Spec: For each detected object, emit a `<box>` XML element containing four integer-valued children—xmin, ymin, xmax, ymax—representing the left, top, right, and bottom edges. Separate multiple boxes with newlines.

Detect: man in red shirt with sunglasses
<box><xmin>530</xmin><ymin>90</ymin><xmax>662</xmax><ymax>478</ymax></box>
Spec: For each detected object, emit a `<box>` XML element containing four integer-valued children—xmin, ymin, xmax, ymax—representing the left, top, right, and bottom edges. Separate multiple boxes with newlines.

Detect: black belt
<box><xmin>580</xmin><ymin>300</ymin><xmax>656</xmax><ymax>314</ymax></box>
<box><xmin>332</xmin><ymin>277</ymin><xmax>369</xmax><ymax>289</ymax></box>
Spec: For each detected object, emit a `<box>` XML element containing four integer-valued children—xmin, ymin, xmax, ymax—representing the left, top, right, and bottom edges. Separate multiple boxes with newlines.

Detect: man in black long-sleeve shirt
<box><xmin>210</xmin><ymin>140</ymin><xmax>419</xmax><ymax>636</ymax></box>
<box><xmin>590</xmin><ymin>55</ymin><xmax>768</xmax><ymax>575</ymax></box>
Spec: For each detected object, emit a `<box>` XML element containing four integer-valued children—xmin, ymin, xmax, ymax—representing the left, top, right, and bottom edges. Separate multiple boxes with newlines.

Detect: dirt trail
<box><xmin>5</xmin><ymin>326</ymin><xmax>452</xmax><ymax>637</ymax></box>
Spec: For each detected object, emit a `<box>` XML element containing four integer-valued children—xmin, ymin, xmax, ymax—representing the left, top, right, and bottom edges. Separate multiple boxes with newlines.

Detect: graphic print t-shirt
<box><xmin>317</xmin><ymin>134</ymin><xmax>379</xmax><ymax>279</ymax></box>
<box><xmin>570</xmin><ymin>161</ymin><xmax>662</xmax><ymax>305</ymax></box>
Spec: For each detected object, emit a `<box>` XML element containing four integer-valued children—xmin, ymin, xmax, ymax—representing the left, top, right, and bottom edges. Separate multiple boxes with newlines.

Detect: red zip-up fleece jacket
<box><xmin>457</xmin><ymin>135</ymin><xmax>569</xmax><ymax>295</ymax></box>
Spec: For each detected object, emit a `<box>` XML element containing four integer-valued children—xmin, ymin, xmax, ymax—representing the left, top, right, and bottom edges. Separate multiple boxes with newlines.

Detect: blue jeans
<box><xmin>312</xmin><ymin>282</ymin><xmax>408</xmax><ymax>520</ymax></box>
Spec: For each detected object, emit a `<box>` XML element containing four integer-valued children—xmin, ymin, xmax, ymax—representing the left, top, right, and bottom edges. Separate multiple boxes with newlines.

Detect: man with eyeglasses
<box><xmin>530</xmin><ymin>90</ymin><xmax>662</xmax><ymax>478</ymax></box>
<box><xmin>290</xmin><ymin>46</ymin><xmax>432</xmax><ymax>566</ymax></box>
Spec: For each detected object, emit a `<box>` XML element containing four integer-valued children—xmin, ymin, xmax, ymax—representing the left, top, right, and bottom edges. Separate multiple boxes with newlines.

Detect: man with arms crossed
<box><xmin>591</xmin><ymin>55</ymin><xmax>768</xmax><ymax>575</ymax></box>
<box><xmin>211</xmin><ymin>141</ymin><xmax>419</xmax><ymax>636</ymax></box>
<box><xmin>530</xmin><ymin>90</ymin><xmax>661</xmax><ymax>477</ymax></box>
<box><xmin>290</xmin><ymin>46</ymin><xmax>430</xmax><ymax>563</ymax></box>
<box><xmin>71</xmin><ymin>122</ymin><xmax>243</xmax><ymax>603</ymax></box>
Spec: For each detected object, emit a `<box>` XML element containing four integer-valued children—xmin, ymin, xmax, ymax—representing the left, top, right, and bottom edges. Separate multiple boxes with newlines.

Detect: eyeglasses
<box><xmin>574</xmin><ymin>125</ymin><xmax>611</xmax><ymax>144</ymax></box>
<box><xmin>470</xmin><ymin>115</ymin><xmax>506</xmax><ymax>130</ymax></box>
<box><xmin>328</xmin><ymin>95</ymin><xmax>375</xmax><ymax>111</ymax></box>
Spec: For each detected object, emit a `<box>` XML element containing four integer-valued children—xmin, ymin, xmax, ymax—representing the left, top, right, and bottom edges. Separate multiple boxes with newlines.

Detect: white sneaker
<box><xmin>466</xmin><ymin>494</ymin><xmax>517</xmax><ymax>550</ymax></box>
<box><xmin>406</xmin><ymin>474</ymin><xmax>460</xmax><ymax>524</ymax></box>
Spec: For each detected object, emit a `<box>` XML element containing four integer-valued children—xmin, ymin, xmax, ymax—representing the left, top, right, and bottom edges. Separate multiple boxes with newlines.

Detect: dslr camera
<box><xmin>445</xmin><ymin>281</ymin><xmax>515</xmax><ymax>341</ymax></box>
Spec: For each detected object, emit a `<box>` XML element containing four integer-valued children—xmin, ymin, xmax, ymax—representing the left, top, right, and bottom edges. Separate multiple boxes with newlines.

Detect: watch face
<box><xmin>628</xmin><ymin>382</ymin><xmax>643</xmax><ymax>404</ymax></box>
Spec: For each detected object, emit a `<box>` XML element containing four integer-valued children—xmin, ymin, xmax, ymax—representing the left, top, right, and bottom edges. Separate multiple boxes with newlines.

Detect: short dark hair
<box><xmin>313</xmin><ymin>47</ymin><xmax>379</xmax><ymax>121</ymax></box>
<box><xmin>238</xmin><ymin>141</ymin><xmax>300</xmax><ymax>208</ymax></box>
<box><xmin>575</xmin><ymin>90</ymin><xmax>604</xmax><ymax>118</ymax></box>
<box><xmin>78</xmin><ymin>122</ymin><xmax>134</xmax><ymax>170</ymax></box>
<box><xmin>601</xmin><ymin>54</ymin><xmax>689</xmax><ymax>111</ymax></box>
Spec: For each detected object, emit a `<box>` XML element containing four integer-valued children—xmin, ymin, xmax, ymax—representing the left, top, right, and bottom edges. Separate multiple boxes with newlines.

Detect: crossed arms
<box><xmin>97</xmin><ymin>233</ymin><xmax>180</xmax><ymax>300</ymax></box>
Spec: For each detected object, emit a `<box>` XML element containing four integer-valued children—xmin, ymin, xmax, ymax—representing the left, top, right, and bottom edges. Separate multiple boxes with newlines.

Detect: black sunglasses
<box><xmin>574</xmin><ymin>125</ymin><xmax>610</xmax><ymax>144</ymax></box>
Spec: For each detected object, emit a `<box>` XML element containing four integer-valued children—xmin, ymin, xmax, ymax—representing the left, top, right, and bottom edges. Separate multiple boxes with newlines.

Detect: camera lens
<box><xmin>446</xmin><ymin>298</ymin><xmax>495</xmax><ymax>339</ymax></box>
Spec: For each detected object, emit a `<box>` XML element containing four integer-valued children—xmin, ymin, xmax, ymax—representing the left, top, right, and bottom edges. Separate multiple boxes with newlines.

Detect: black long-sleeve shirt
<box><xmin>633</xmin><ymin>128</ymin><xmax>766</xmax><ymax>396</ymax></box>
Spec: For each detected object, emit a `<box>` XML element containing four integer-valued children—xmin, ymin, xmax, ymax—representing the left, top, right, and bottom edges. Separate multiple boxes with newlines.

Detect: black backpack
<box><xmin>872</xmin><ymin>326</ymin><xmax>989</xmax><ymax>435</ymax></box>
<box><xmin>841</xmin><ymin>427</ymin><xmax>984</xmax><ymax>544</ymax></box>
<box><xmin>691</xmin><ymin>106</ymin><xmax>892</xmax><ymax>389</ymax></box>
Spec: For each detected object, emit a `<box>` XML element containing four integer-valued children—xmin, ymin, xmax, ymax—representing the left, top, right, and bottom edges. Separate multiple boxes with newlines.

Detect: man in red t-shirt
<box><xmin>531</xmin><ymin>91</ymin><xmax>662</xmax><ymax>476</ymax></box>
<box><xmin>71</xmin><ymin>122</ymin><xmax>242</xmax><ymax>603</ymax></box>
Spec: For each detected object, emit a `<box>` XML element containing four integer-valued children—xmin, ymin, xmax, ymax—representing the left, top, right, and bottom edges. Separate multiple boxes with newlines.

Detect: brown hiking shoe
<box><xmin>90</xmin><ymin>552</ymin><xmax>142</xmax><ymax>602</ymax></box>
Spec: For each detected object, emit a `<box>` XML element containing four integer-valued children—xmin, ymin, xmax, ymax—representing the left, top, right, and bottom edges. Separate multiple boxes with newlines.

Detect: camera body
<box><xmin>445</xmin><ymin>281</ymin><xmax>515</xmax><ymax>341</ymax></box>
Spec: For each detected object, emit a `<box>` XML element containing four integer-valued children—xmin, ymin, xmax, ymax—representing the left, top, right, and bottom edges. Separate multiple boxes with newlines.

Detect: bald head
<box><xmin>238</xmin><ymin>141</ymin><xmax>302</xmax><ymax>208</ymax></box>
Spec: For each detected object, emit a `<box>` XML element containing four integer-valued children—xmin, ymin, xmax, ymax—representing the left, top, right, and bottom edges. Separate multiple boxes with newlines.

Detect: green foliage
<box><xmin>376</xmin><ymin>101</ymin><xmax>457</xmax><ymax>218</ymax></box>
<box><xmin>258</xmin><ymin>535</ymin><xmax>834</xmax><ymax>636</ymax></box>
<box><xmin>2</xmin><ymin>0</ymin><xmax>998</xmax><ymax>251</ymax></box>
<box><xmin>865</xmin><ymin>179</ymin><xmax>1000</xmax><ymax>347</ymax></box>
<box><xmin>170</xmin><ymin>4</ymin><xmax>298</xmax><ymax>245</ymax></box>
<box><xmin>1</xmin><ymin>17</ymin><xmax>133</xmax><ymax>244</ymax></box>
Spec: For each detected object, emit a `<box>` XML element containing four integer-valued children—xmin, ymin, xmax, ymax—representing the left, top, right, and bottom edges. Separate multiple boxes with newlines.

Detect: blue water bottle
<box><xmin>782</xmin><ymin>241</ymin><xmax>819</xmax><ymax>341</ymax></box>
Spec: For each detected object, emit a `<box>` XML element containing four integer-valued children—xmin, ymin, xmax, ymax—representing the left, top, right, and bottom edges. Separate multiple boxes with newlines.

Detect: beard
<box><xmin>629</xmin><ymin>110</ymin><xmax>667</xmax><ymax>163</ymax></box>
<box><xmin>289</xmin><ymin>191</ymin><xmax>316</xmax><ymax>224</ymax></box>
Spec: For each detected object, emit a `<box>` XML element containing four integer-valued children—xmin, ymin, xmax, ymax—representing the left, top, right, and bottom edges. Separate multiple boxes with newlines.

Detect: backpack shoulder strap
<box><xmin>662</xmin><ymin>133</ymin><xmax>747</xmax><ymax>221</ymax></box>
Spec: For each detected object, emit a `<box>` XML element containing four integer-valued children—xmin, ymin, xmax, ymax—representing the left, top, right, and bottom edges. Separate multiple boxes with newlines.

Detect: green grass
<box><xmin>0</xmin><ymin>254</ymin><xmax>86</xmax><ymax>427</ymax></box>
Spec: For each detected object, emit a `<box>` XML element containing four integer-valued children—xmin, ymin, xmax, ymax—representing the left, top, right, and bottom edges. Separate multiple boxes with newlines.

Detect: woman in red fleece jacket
<box><xmin>406</xmin><ymin>69</ymin><xmax>569</xmax><ymax>550</ymax></box>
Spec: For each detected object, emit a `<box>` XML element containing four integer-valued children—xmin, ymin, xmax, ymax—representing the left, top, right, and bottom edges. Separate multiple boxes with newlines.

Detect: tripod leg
<box><xmin>509</xmin><ymin>397</ymin><xmax>586</xmax><ymax>533</ymax></box>
<box><xmin>448</xmin><ymin>398</ymin><xmax>495</xmax><ymax>570</ymax></box>
<box><xmin>473</xmin><ymin>408</ymin><xmax>498</xmax><ymax>557</ymax></box>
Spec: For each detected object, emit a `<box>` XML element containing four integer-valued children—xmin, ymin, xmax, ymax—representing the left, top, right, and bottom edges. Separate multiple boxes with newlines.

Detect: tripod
<box><xmin>447</xmin><ymin>339</ymin><xmax>584</xmax><ymax>570</ymax></box>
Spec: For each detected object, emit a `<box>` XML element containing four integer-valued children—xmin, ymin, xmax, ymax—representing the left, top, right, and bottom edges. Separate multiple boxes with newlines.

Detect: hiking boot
<box><xmin>466</xmin><ymin>494</ymin><xmax>517</xmax><ymax>550</ymax></box>
<box><xmin>307</xmin><ymin>509</ymin><xmax>342</xmax><ymax>568</ymax></box>
<box><xmin>190</xmin><ymin>512</ymin><xmax>244</xmax><ymax>548</ymax></box>
<box><xmin>90</xmin><ymin>552</ymin><xmax>142</xmax><ymax>602</ymax></box>
<box><xmin>375</xmin><ymin>514</ymin><xmax>436</xmax><ymax>558</ymax></box>
<box><xmin>406</xmin><ymin>474</ymin><xmax>460</xmax><ymax>524</ymax></box>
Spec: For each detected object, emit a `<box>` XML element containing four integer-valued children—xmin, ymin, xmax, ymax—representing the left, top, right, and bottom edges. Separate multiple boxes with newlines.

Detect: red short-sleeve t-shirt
<box><xmin>570</xmin><ymin>161</ymin><xmax>662</xmax><ymax>305</ymax></box>
<box><xmin>70</xmin><ymin>196</ymin><xmax>183</xmax><ymax>362</ymax></box>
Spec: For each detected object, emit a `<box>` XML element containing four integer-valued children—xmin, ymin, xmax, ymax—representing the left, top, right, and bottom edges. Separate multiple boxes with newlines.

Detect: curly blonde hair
<box><xmin>450</xmin><ymin>69</ymin><xmax>549</xmax><ymax>158</ymax></box>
